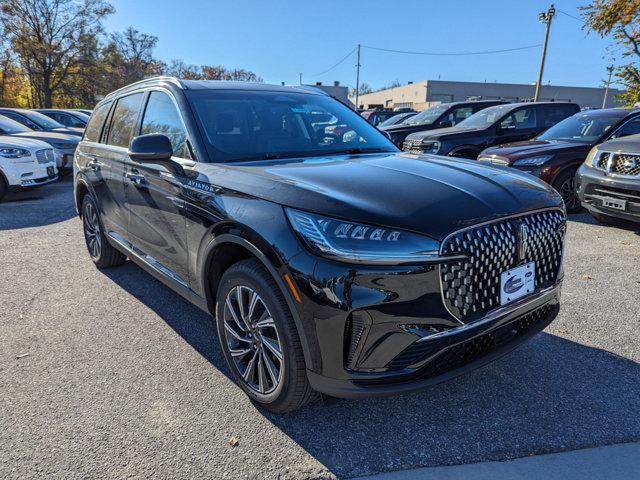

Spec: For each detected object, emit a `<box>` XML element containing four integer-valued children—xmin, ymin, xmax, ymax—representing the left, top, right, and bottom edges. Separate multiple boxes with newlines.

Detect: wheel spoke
<box><xmin>255</xmin><ymin>317</ymin><xmax>275</xmax><ymax>329</ymax></box>
<box><xmin>248</xmin><ymin>290</ymin><xmax>260</xmax><ymax>321</ymax></box>
<box><xmin>242</xmin><ymin>350</ymin><xmax>258</xmax><ymax>382</ymax></box>
<box><xmin>224</xmin><ymin>322</ymin><xmax>251</xmax><ymax>343</ymax></box>
<box><xmin>257</xmin><ymin>350</ymin><xmax>268</xmax><ymax>393</ymax></box>
<box><xmin>261</xmin><ymin>347</ymin><xmax>280</xmax><ymax>385</ymax></box>
<box><xmin>226</xmin><ymin>296</ymin><xmax>246</xmax><ymax>332</ymax></box>
<box><xmin>229</xmin><ymin>347</ymin><xmax>251</xmax><ymax>358</ymax></box>
<box><xmin>262</xmin><ymin>336</ymin><xmax>283</xmax><ymax>362</ymax></box>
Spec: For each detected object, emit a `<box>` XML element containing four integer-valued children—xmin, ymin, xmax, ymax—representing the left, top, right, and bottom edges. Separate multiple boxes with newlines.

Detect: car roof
<box><xmin>575</xmin><ymin>107</ymin><xmax>639</xmax><ymax>118</ymax></box>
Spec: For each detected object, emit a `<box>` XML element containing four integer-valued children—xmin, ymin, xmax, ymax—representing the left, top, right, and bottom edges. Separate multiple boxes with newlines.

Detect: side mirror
<box><xmin>128</xmin><ymin>134</ymin><xmax>183</xmax><ymax>175</ymax></box>
<box><xmin>439</xmin><ymin>120</ymin><xmax>453</xmax><ymax>128</ymax></box>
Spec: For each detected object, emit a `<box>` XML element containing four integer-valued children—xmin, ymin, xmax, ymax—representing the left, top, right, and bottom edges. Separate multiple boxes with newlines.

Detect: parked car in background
<box><xmin>0</xmin><ymin>115</ymin><xmax>79</xmax><ymax>171</ymax></box>
<box><xmin>403</xmin><ymin>102</ymin><xmax>580</xmax><ymax>159</ymax></box>
<box><xmin>577</xmin><ymin>133</ymin><xmax>640</xmax><ymax>225</ymax></box>
<box><xmin>0</xmin><ymin>136</ymin><xmax>57</xmax><ymax>201</ymax></box>
<box><xmin>74</xmin><ymin>77</ymin><xmax>566</xmax><ymax>412</ymax></box>
<box><xmin>478</xmin><ymin>108</ymin><xmax>640</xmax><ymax>212</ymax></box>
<box><xmin>382</xmin><ymin>100</ymin><xmax>507</xmax><ymax>148</ymax></box>
<box><xmin>36</xmin><ymin>109</ymin><xmax>90</xmax><ymax>129</ymax></box>
<box><xmin>0</xmin><ymin>108</ymin><xmax>83</xmax><ymax>136</ymax></box>
<box><xmin>377</xmin><ymin>111</ymin><xmax>418</xmax><ymax>128</ymax></box>
<box><xmin>360</xmin><ymin>109</ymin><xmax>400</xmax><ymax>126</ymax></box>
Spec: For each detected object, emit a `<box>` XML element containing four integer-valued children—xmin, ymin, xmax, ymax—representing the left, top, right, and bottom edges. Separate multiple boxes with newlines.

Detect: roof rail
<box><xmin>104</xmin><ymin>76</ymin><xmax>185</xmax><ymax>99</ymax></box>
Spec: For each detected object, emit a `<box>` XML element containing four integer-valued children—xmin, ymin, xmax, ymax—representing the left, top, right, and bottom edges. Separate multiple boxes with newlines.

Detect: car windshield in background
<box><xmin>72</xmin><ymin>111</ymin><xmax>91</xmax><ymax>122</ymax></box>
<box><xmin>0</xmin><ymin>115</ymin><xmax>32</xmax><ymax>134</ymax></box>
<box><xmin>537</xmin><ymin>112</ymin><xmax>625</xmax><ymax>143</ymax></box>
<box><xmin>21</xmin><ymin>110</ymin><xmax>65</xmax><ymax>129</ymax></box>
<box><xmin>404</xmin><ymin>104</ymin><xmax>449</xmax><ymax>125</ymax></box>
<box><xmin>457</xmin><ymin>104</ymin><xmax>514</xmax><ymax>129</ymax></box>
<box><xmin>378</xmin><ymin>112</ymin><xmax>413</xmax><ymax>127</ymax></box>
<box><xmin>187</xmin><ymin>90</ymin><xmax>397</xmax><ymax>162</ymax></box>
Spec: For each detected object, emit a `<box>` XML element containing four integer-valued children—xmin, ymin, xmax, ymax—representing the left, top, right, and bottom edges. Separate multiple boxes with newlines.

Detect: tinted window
<box><xmin>541</xmin><ymin>105</ymin><xmax>576</xmax><ymax>128</ymax></box>
<box><xmin>610</xmin><ymin>117</ymin><xmax>640</xmax><ymax>139</ymax></box>
<box><xmin>1</xmin><ymin>111</ymin><xmax>41</xmax><ymax>130</ymax></box>
<box><xmin>441</xmin><ymin>106</ymin><xmax>473</xmax><ymax>126</ymax></box>
<box><xmin>84</xmin><ymin>102</ymin><xmax>112</xmax><ymax>143</ymax></box>
<box><xmin>500</xmin><ymin>107</ymin><xmax>537</xmax><ymax>130</ymax></box>
<box><xmin>107</xmin><ymin>93</ymin><xmax>144</xmax><ymax>148</ymax></box>
<box><xmin>405</xmin><ymin>104</ymin><xmax>450</xmax><ymax>125</ymax></box>
<box><xmin>537</xmin><ymin>111</ymin><xmax>626</xmax><ymax>143</ymax></box>
<box><xmin>457</xmin><ymin>104</ymin><xmax>515</xmax><ymax>128</ymax></box>
<box><xmin>140</xmin><ymin>91</ymin><xmax>190</xmax><ymax>158</ymax></box>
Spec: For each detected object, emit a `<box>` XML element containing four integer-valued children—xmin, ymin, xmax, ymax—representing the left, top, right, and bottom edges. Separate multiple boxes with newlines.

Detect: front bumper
<box><xmin>576</xmin><ymin>164</ymin><xmax>640</xmax><ymax>222</ymax></box>
<box><xmin>3</xmin><ymin>161</ymin><xmax>58</xmax><ymax>190</ymax></box>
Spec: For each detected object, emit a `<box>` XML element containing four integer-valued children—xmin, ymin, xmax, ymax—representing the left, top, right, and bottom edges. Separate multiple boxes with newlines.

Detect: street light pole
<box><xmin>534</xmin><ymin>4</ymin><xmax>556</xmax><ymax>102</ymax></box>
<box><xmin>602</xmin><ymin>65</ymin><xmax>614</xmax><ymax>108</ymax></box>
<box><xmin>355</xmin><ymin>44</ymin><xmax>361</xmax><ymax>109</ymax></box>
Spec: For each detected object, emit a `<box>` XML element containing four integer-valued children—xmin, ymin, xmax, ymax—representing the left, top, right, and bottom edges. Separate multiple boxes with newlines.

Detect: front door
<box><xmin>491</xmin><ymin>105</ymin><xmax>540</xmax><ymax>147</ymax></box>
<box><xmin>125</xmin><ymin>90</ymin><xmax>191</xmax><ymax>286</ymax></box>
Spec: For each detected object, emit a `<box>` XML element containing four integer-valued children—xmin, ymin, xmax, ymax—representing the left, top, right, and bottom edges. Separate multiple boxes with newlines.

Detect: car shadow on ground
<box><xmin>569</xmin><ymin>210</ymin><xmax>640</xmax><ymax>233</ymax></box>
<box><xmin>0</xmin><ymin>178</ymin><xmax>76</xmax><ymax>230</ymax></box>
<box><xmin>101</xmin><ymin>261</ymin><xmax>640</xmax><ymax>479</ymax></box>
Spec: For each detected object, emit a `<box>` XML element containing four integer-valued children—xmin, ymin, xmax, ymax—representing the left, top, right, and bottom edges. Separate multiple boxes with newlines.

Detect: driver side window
<box><xmin>500</xmin><ymin>107</ymin><xmax>537</xmax><ymax>130</ymax></box>
<box><xmin>610</xmin><ymin>117</ymin><xmax>640</xmax><ymax>139</ymax></box>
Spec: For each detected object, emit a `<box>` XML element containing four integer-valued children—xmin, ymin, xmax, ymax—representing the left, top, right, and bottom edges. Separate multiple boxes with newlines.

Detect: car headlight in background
<box><xmin>0</xmin><ymin>147</ymin><xmax>31</xmax><ymax>160</ymax></box>
<box><xmin>513</xmin><ymin>155</ymin><xmax>553</xmax><ymax>166</ymax></box>
<box><xmin>420</xmin><ymin>141</ymin><xmax>440</xmax><ymax>154</ymax></box>
<box><xmin>584</xmin><ymin>146</ymin><xmax>599</xmax><ymax>166</ymax></box>
<box><xmin>285</xmin><ymin>208</ymin><xmax>440</xmax><ymax>264</ymax></box>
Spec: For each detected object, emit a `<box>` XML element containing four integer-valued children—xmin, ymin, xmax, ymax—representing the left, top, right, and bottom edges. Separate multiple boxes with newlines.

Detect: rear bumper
<box><xmin>576</xmin><ymin>165</ymin><xmax>640</xmax><ymax>222</ymax></box>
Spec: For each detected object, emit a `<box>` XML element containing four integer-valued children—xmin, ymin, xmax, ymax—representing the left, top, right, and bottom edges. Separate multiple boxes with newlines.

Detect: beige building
<box><xmin>352</xmin><ymin>80</ymin><xmax>624</xmax><ymax>111</ymax></box>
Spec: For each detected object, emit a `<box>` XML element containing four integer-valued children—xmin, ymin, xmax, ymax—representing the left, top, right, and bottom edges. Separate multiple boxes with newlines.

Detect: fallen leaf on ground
<box><xmin>580</xmin><ymin>274</ymin><xmax>594</xmax><ymax>280</ymax></box>
<box><xmin>228</xmin><ymin>436</ymin><xmax>239</xmax><ymax>447</ymax></box>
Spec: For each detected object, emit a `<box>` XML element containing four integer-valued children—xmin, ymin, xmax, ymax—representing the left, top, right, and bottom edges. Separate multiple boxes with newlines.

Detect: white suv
<box><xmin>0</xmin><ymin>136</ymin><xmax>58</xmax><ymax>201</ymax></box>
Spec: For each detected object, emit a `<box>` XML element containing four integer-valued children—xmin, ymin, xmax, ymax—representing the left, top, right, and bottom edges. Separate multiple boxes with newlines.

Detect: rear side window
<box><xmin>542</xmin><ymin>105</ymin><xmax>577</xmax><ymax>128</ymax></box>
<box><xmin>83</xmin><ymin>102</ymin><xmax>111</xmax><ymax>143</ymax></box>
<box><xmin>500</xmin><ymin>107</ymin><xmax>537</xmax><ymax>130</ymax></box>
<box><xmin>140</xmin><ymin>91</ymin><xmax>190</xmax><ymax>158</ymax></box>
<box><xmin>107</xmin><ymin>93</ymin><xmax>144</xmax><ymax>148</ymax></box>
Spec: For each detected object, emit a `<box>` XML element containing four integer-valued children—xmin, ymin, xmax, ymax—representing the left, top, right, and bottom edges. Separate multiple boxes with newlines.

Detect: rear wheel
<box><xmin>216</xmin><ymin>258</ymin><xmax>316</xmax><ymax>413</ymax></box>
<box><xmin>553</xmin><ymin>169</ymin><xmax>581</xmax><ymax>213</ymax></box>
<box><xmin>81</xmin><ymin>194</ymin><xmax>126</xmax><ymax>268</ymax></box>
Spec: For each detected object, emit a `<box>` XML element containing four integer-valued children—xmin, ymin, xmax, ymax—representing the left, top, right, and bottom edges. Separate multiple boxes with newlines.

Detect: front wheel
<box><xmin>553</xmin><ymin>169</ymin><xmax>582</xmax><ymax>213</ymax></box>
<box><xmin>216</xmin><ymin>259</ymin><xmax>316</xmax><ymax>413</ymax></box>
<box><xmin>81</xmin><ymin>194</ymin><xmax>126</xmax><ymax>268</ymax></box>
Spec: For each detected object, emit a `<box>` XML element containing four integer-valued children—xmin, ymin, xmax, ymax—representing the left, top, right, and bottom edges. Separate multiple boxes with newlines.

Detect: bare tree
<box><xmin>0</xmin><ymin>0</ymin><xmax>113</xmax><ymax>107</ymax></box>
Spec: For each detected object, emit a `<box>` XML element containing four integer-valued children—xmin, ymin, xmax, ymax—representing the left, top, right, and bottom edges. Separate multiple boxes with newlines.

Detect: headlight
<box><xmin>513</xmin><ymin>155</ymin><xmax>553</xmax><ymax>166</ymax></box>
<box><xmin>421</xmin><ymin>141</ymin><xmax>440</xmax><ymax>154</ymax></box>
<box><xmin>0</xmin><ymin>147</ymin><xmax>30</xmax><ymax>159</ymax></box>
<box><xmin>285</xmin><ymin>208</ymin><xmax>440</xmax><ymax>264</ymax></box>
<box><xmin>584</xmin><ymin>146</ymin><xmax>598</xmax><ymax>166</ymax></box>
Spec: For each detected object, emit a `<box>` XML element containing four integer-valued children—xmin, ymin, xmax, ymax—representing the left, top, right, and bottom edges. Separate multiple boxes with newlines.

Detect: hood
<box><xmin>13</xmin><ymin>131</ymin><xmax>80</xmax><ymax>145</ymax></box>
<box><xmin>597</xmin><ymin>133</ymin><xmax>640</xmax><ymax>154</ymax></box>
<box><xmin>481</xmin><ymin>139</ymin><xmax>591</xmax><ymax>161</ymax></box>
<box><xmin>0</xmin><ymin>135</ymin><xmax>51</xmax><ymax>149</ymax></box>
<box><xmin>197</xmin><ymin>152</ymin><xmax>563</xmax><ymax>241</ymax></box>
<box><xmin>406</xmin><ymin>126</ymin><xmax>484</xmax><ymax>142</ymax></box>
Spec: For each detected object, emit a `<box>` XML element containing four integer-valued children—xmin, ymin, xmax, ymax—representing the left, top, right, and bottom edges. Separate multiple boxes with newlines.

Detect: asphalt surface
<box><xmin>1</xmin><ymin>178</ymin><xmax>639</xmax><ymax>479</ymax></box>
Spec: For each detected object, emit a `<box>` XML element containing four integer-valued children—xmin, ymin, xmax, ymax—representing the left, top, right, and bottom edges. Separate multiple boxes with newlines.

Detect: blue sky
<box><xmin>104</xmin><ymin>0</ymin><xmax>616</xmax><ymax>89</ymax></box>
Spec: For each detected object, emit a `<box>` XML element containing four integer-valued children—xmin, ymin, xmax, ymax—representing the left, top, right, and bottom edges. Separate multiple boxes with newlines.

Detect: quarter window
<box><xmin>84</xmin><ymin>102</ymin><xmax>112</xmax><ymax>143</ymax></box>
<box><xmin>500</xmin><ymin>107</ymin><xmax>537</xmax><ymax>130</ymax></box>
<box><xmin>107</xmin><ymin>93</ymin><xmax>144</xmax><ymax>148</ymax></box>
<box><xmin>140</xmin><ymin>91</ymin><xmax>190</xmax><ymax>158</ymax></box>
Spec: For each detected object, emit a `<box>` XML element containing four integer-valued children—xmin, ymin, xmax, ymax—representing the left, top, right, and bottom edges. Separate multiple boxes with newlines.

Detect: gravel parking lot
<box><xmin>1</xmin><ymin>178</ymin><xmax>639</xmax><ymax>479</ymax></box>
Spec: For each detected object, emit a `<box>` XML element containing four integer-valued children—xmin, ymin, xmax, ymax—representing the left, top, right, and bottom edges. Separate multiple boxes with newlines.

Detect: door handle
<box><xmin>87</xmin><ymin>158</ymin><xmax>101</xmax><ymax>171</ymax></box>
<box><xmin>125</xmin><ymin>171</ymin><xmax>146</xmax><ymax>187</ymax></box>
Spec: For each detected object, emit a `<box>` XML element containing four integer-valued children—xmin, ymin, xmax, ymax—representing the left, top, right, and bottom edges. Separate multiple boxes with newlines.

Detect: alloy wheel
<box><xmin>83</xmin><ymin>201</ymin><xmax>102</xmax><ymax>258</ymax></box>
<box><xmin>558</xmin><ymin>175</ymin><xmax>580</xmax><ymax>211</ymax></box>
<box><xmin>223</xmin><ymin>285</ymin><xmax>284</xmax><ymax>395</ymax></box>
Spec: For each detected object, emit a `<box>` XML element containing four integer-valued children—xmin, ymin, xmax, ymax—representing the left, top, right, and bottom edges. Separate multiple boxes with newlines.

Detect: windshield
<box><xmin>457</xmin><ymin>104</ymin><xmax>514</xmax><ymax>129</ymax></box>
<box><xmin>537</xmin><ymin>112</ymin><xmax>624</xmax><ymax>142</ymax></box>
<box><xmin>187</xmin><ymin>90</ymin><xmax>398</xmax><ymax>163</ymax></box>
<box><xmin>21</xmin><ymin>110</ymin><xmax>65</xmax><ymax>129</ymax></box>
<box><xmin>404</xmin><ymin>104</ymin><xmax>450</xmax><ymax>125</ymax></box>
<box><xmin>379</xmin><ymin>112</ymin><xmax>414</xmax><ymax>127</ymax></box>
<box><xmin>71</xmin><ymin>111</ymin><xmax>90</xmax><ymax>122</ymax></box>
<box><xmin>0</xmin><ymin>115</ymin><xmax>32</xmax><ymax>134</ymax></box>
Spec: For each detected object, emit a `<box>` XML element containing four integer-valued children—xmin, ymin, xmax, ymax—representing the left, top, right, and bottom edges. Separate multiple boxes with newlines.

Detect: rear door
<box><xmin>97</xmin><ymin>92</ymin><xmax>145</xmax><ymax>242</ymax></box>
<box><xmin>125</xmin><ymin>89</ymin><xmax>191</xmax><ymax>286</ymax></box>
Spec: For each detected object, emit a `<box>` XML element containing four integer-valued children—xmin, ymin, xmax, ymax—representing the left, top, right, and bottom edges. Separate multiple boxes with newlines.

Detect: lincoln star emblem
<box><xmin>517</xmin><ymin>223</ymin><xmax>530</xmax><ymax>262</ymax></box>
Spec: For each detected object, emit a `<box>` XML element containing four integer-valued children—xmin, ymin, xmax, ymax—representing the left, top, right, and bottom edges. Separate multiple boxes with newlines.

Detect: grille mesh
<box><xmin>596</xmin><ymin>152</ymin><xmax>610</xmax><ymax>170</ymax></box>
<box><xmin>35</xmin><ymin>149</ymin><xmax>54</xmax><ymax>164</ymax></box>
<box><xmin>611</xmin><ymin>154</ymin><xmax>640</xmax><ymax>177</ymax></box>
<box><xmin>440</xmin><ymin>210</ymin><xmax>565</xmax><ymax>322</ymax></box>
<box><xmin>403</xmin><ymin>139</ymin><xmax>424</xmax><ymax>154</ymax></box>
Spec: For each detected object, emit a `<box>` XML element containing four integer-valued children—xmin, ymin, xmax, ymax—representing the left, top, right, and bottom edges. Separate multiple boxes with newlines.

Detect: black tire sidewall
<box><xmin>553</xmin><ymin>169</ymin><xmax>581</xmax><ymax>213</ymax></box>
<box><xmin>215</xmin><ymin>261</ymin><xmax>298</xmax><ymax>407</ymax></box>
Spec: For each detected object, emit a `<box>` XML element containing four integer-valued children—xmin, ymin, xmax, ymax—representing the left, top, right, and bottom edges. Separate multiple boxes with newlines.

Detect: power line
<box><xmin>557</xmin><ymin>9</ymin><xmax>582</xmax><ymax>22</ymax></box>
<box><xmin>313</xmin><ymin>47</ymin><xmax>356</xmax><ymax>77</ymax></box>
<box><xmin>361</xmin><ymin>44</ymin><xmax>542</xmax><ymax>56</ymax></box>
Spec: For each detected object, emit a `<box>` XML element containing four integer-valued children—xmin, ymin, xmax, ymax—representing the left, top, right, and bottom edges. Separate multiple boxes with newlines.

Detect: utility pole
<box><xmin>602</xmin><ymin>65</ymin><xmax>614</xmax><ymax>108</ymax></box>
<box><xmin>299</xmin><ymin>72</ymin><xmax>302</xmax><ymax>85</ymax></box>
<box><xmin>534</xmin><ymin>4</ymin><xmax>555</xmax><ymax>102</ymax></box>
<box><xmin>355</xmin><ymin>44</ymin><xmax>361</xmax><ymax>109</ymax></box>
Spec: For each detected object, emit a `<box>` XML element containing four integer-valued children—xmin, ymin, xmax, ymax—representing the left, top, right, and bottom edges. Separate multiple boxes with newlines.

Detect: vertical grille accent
<box><xmin>344</xmin><ymin>314</ymin><xmax>366</xmax><ymax>366</ymax></box>
<box><xmin>440</xmin><ymin>210</ymin><xmax>565</xmax><ymax>322</ymax></box>
<box><xmin>35</xmin><ymin>149</ymin><xmax>54</xmax><ymax>164</ymax></box>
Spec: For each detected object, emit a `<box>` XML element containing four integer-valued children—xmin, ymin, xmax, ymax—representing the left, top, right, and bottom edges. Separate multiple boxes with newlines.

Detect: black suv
<box><xmin>403</xmin><ymin>102</ymin><xmax>580</xmax><ymax>159</ymax></box>
<box><xmin>74</xmin><ymin>77</ymin><xmax>566</xmax><ymax>412</ymax></box>
<box><xmin>381</xmin><ymin>100</ymin><xmax>507</xmax><ymax>148</ymax></box>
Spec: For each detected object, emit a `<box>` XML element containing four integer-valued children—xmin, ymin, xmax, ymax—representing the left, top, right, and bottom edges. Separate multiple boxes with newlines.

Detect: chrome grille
<box><xmin>596</xmin><ymin>152</ymin><xmax>610</xmax><ymax>170</ymax></box>
<box><xmin>440</xmin><ymin>210</ymin><xmax>565</xmax><ymax>322</ymax></box>
<box><xmin>611</xmin><ymin>154</ymin><xmax>640</xmax><ymax>177</ymax></box>
<box><xmin>35</xmin><ymin>148</ymin><xmax>54</xmax><ymax>164</ymax></box>
<box><xmin>403</xmin><ymin>139</ymin><xmax>424</xmax><ymax>154</ymax></box>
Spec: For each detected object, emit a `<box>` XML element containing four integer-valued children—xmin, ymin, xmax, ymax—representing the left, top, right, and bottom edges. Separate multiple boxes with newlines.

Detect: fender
<box><xmin>198</xmin><ymin>233</ymin><xmax>315</xmax><ymax>371</ymax></box>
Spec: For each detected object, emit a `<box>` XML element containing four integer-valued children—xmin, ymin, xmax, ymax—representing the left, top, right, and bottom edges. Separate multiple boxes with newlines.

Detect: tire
<box><xmin>81</xmin><ymin>194</ymin><xmax>126</xmax><ymax>268</ymax></box>
<box><xmin>0</xmin><ymin>174</ymin><xmax>7</xmax><ymax>202</ymax></box>
<box><xmin>216</xmin><ymin>258</ymin><xmax>316</xmax><ymax>413</ymax></box>
<box><xmin>591</xmin><ymin>211</ymin><xmax>628</xmax><ymax>227</ymax></box>
<box><xmin>553</xmin><ymin>169</ymin><xmax>582</xmax><ymax>213</ymax></box>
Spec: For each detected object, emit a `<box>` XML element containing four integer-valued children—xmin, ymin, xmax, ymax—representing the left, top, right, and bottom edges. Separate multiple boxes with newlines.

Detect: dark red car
<box><xmin>478</xmin><ymin>108</ymin><xmax>640</xmax><ymax>211</ymax></box>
